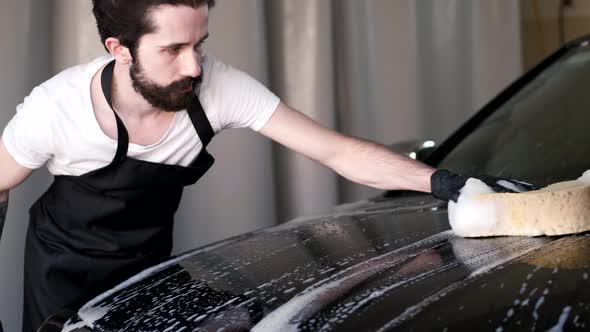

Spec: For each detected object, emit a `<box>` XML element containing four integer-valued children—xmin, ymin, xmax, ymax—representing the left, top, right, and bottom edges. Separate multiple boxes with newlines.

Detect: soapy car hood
<box><xmin>61</xmin><ymin>193</ymin><xmax>590</xmax><ymax>331</ymax></box>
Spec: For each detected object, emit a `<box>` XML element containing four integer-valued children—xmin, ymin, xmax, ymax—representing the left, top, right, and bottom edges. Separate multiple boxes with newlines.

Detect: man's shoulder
<box><xmin>201</xmin><ymin>53</ymin><xmax>249</xmax><ymax>84</ymax></box>
<box><xmin>30</xmin><ymin>55</ymin><xmax>112</xmax><ymax>106</ymax></box>
<box><xmin>39</xmin><ymin>56</ymin><xmax>111</xmax><ymax>96</ymax></box>
<box><xmin>200</xmin><ymin>53</ymin><xmax>267</xmax><ymax>96</ymax></box>
<box><xmin>16</xmin><ymin>55</ymin><xmax>112</xmax><ymax>120</ymax></box>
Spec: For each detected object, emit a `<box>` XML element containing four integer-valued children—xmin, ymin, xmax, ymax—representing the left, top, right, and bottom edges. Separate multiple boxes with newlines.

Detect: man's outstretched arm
<box><xmin>259</xmin><ymin>102</ymin><xmax>435</xmax><ymax>193</ymax></box>
<box><xmin>0</xmin><ymin>139</ymin><xmax>34</xmax><ymax>240</ymax></box>
<box><xmin>259</xmin><ymin>102</ymin><xmax>535</xmax><ymax>201</ymax></box>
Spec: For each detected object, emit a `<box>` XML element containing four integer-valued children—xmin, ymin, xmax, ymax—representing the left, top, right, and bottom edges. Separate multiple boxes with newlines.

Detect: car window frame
<box><xmin>424</xmin><ymin>35</ymin><xmax>590</xmax><ymax>168</ymax></box>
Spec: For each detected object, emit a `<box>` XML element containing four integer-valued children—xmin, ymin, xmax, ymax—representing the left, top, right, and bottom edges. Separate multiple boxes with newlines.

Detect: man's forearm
<box><xmin>0</xmin><ymin>191</ymin><xmax>8</xmax><ymax>241</ymax></box>
<box><xmin>258</xmin><ymin>104</ymin><xmax>435</xmax><ymax>192</ymax></box>
<box><xmin>326</xmin><ymin>137</ymin><xmax>435</xmax><ymax>192</ymax></box>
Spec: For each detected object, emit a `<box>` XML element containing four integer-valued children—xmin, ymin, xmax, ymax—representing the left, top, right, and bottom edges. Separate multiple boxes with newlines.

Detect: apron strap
<box><xmin>101</xmin><ymin>60</ymin><xmax>129</xmax><ymax>163</ymax></box>
<box><xmin>186</xmin><ymin>95</ymin><xmax>215</xmax><ymax>146</ymax></box>
<box><xmin>101</xmin><ymin>60</ymin><xmax>214</xmax><ymax>158</ymax></box>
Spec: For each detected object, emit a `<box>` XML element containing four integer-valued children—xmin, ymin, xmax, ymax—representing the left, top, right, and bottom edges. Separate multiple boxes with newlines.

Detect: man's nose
<box><xmin>180</xmin><ymin>52</ymin><xmax>201</xmax><ymax>78</ymax></box>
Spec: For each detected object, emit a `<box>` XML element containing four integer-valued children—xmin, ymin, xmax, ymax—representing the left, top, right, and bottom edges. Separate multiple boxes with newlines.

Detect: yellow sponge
<box><xmin>448</xmin><ymin>175</ymin><xmax>590</xmax><ymax>237</ymax></box>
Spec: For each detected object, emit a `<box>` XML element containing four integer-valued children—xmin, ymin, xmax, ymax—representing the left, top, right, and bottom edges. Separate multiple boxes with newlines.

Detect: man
<box><xmin>0</xmin><ymin>0</ymin><xmax>532</xmax><ymax>330</ymax></box>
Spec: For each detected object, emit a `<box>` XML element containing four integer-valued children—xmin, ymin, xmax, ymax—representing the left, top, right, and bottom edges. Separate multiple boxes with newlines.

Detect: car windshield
<box><xmin>436</xmin><ymin>41</ymin><xmax>590</xmax><ymax>187</ymax></box>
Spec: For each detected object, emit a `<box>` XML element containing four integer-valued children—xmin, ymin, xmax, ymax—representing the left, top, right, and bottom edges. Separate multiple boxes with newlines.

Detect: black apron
<box><xmin>22</xmin><ymin>60</ymin><xmax>215</xmax><ymax>332</ymax></box>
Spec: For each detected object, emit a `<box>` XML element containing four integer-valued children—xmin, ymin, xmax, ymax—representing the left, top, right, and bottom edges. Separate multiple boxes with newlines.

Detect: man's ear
<box><xmin>105</xmin><ymin>37</ymin><xmax>132</xmax><ymax>64</ymax></box>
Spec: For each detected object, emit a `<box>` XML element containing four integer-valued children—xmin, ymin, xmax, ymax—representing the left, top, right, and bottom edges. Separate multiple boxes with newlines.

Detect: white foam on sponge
<box><xmin>448</xmin><ymin>178</ymin><xmax>498</xmax><ymax>237</ymax></box>
<box><xmin>449</xmin><ymin>170</ymin><xmax>590</xmax><ymax>237</ymax></box>
<box><xmin>497</xmin><ymin>180</ymin><xmax>523</xmax><ymax>193</ymax></box>
<box><xmin>577</xmin><ymin>170</ymin><xmax>590</xmax><ymax>185</ymax></box>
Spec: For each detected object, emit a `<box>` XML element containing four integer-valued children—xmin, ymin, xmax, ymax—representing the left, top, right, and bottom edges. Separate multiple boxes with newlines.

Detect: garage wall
<box><xmin>0</xmin><ymin>1</ymin><xmax>52</xmax><ymax>331</ymax></box>
<box><xmin>521</xmin><ymin>0</ymin><xmax>590</xmax><ymax>70</ymax></box>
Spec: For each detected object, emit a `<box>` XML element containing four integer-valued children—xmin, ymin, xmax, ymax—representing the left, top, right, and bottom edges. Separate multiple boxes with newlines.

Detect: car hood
<box><xmin>63</xmin><ymin>194</ymin><xmax>590</xmax><ymax>331</ymax></box>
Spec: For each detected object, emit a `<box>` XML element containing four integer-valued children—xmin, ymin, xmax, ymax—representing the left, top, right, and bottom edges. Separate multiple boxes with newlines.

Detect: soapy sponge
<box><xmin>448</xmin><ymin>171</ymin><xmax>590</xmax><ymax>237</ymax></box>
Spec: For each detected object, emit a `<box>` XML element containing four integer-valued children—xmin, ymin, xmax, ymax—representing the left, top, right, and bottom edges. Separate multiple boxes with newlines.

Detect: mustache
<box><xmin>168</xmin><ymin>74</ymin><xmax>203</xmax><ymax>92</ymax></box>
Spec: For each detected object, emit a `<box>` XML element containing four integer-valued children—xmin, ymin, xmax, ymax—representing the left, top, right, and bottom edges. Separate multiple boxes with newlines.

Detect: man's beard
<box><xmin>129</xmin><ymin>58</ymin><xmax>202</xmax><ymax>112</ymax></box>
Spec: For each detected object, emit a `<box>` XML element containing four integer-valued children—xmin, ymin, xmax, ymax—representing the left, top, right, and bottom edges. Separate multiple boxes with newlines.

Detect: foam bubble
<box><xmin>459</xmin><ymin>178</ymin><xmax>494</xmax><ymax>196</ymax></box>
<box><xmin>576</xmin><ymin>170</ymin><xmax>590</xmax><ymax>185</ymax></box>
<box><xmin>448</xmin><ymin>178</ymin><xmax>498</xmax><ymax>237</ymax></box>
<box><xmin>497</xmin><ymin>180</ymin><xmax>524</xmax><ymax>193</ymax></box>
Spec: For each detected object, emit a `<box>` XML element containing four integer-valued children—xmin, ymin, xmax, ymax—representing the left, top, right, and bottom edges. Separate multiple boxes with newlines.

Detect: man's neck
<box><xmin>111</xmin><ymin>63</ymin><xmax>163</xmax><ymax>120</ymax></box>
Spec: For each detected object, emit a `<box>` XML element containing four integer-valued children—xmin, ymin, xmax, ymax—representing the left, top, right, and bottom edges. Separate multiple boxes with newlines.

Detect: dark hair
<box><xmin>92</xmin><ymin>0</ymin><xmax>215</xmax><ymax>54</ymax></box>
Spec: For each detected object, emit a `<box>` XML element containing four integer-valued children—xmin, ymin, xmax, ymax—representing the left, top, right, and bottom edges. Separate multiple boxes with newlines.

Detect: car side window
<box><xmin>437</xmin><ymin>47</ymin><xmax>590</xmax><ymax>187</ymax></box>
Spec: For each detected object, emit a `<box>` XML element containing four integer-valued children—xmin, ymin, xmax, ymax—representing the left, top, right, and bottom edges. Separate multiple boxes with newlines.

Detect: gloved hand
<box><xmin>430</xmin><ymin>169</ymin><xmax>535</xmax><ymax>202</ymax></box>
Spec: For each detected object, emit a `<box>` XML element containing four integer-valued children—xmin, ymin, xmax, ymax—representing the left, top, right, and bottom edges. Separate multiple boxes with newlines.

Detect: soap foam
<box><xmin>450</xmin><ymin>170</ymin><xmax>590</xmax><ymax>237</ymax></box>
<box><xmin>577</xmin><ymin>170</ymin><xmax>590</xmax><ymax>185</ymax></box>
<box><xmin>448</xmin><ymin>178</ymin><xmax>498</xmax><ymax>237</ymax></box>
<box><xmin>497</xmin><ymin>180</ymin><xmax>524</xmax><ymax>193</ymax></box>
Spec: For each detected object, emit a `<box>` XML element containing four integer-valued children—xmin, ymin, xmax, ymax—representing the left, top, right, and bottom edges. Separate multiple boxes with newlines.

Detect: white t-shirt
<box><xmin>3</xmin><ymin>54</ymin><xmax>280</xmax><ymax>176</ymax></box>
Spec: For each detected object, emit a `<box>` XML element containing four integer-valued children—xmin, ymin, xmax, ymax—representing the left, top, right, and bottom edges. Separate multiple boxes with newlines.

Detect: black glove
<box><xmin>430</xmin><ymin>169</ymin><xmax>535</xmax><ymax>202</ymax></box>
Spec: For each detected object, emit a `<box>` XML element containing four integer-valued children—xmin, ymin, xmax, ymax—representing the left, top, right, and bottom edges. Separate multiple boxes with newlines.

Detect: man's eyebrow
<box><xmin>199</xmin><ymin>33</ymin><xmax>210</xmax><ymax>43</ymax></box>
<box><xmin>160</xmin><ymin>33</ymin><xmax>210</xmax><ymax>48</ymax></box>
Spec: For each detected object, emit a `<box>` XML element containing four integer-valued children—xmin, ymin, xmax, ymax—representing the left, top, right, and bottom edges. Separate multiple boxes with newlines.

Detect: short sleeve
<box><xmin>2</xmin><ymin>86</ymin><xmax>54</xmax><ymax>169</ymax></box>
<box><xmin>199</xmin><ymin>56</ymin><xmax>280</xmax><ymax>132</ymax></box>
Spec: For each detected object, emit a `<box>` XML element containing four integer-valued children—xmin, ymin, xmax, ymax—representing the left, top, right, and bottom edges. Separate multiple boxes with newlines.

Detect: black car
<box><xmin>41</xmin><ymin>35</ymin><xmax>590</xmax><ymax>331</ymax></box>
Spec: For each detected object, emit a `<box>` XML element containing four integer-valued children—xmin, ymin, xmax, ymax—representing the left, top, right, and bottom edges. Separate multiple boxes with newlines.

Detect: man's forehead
<box><xmin>147</xmin><ymin>4</ymin><xmax>209</xmax><ymax>37</ymax></box>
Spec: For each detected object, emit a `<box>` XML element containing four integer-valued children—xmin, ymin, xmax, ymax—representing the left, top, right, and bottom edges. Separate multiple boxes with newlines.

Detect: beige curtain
<box><xmin>0</xmin><ymin>0</ymin><xmax>521</xmax><ymax>330</ymax></box>
<box><xmin>0</xmin><ymin>1</ymin><xmax>52</xmax><ymax>331</ymax></box>
<box><xmin>266</xmin><ymin>0</ymin><xmax>340</xmax><ymax>221</ymax></box>
<box><xmin>267</xmin><ymin>0</ymin><xmax>523</xmax><ymax>215</ymax></box>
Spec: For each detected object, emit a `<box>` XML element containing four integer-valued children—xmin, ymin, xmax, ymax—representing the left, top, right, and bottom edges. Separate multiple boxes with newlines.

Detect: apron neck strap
<box><xmin>186</xmin><ymin>95</ymin><xmax>214</xmax><ymax>146</ymax></box>
<box><xmin>101</xmin><ymin>60</ymin><xmax>129</xmax><ymax>163</ymax></box>
<box><xmin>101</xmin><ymin>60</ymin><xmax>215</xmax><ymax>160</ymax></box>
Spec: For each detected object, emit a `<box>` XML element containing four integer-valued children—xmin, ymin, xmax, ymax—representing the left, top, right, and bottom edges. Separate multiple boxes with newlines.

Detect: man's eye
<box><xmin>167</xmin><ymin>47</ymin><xmax>181</xmax><ymax>54</ymax></box>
